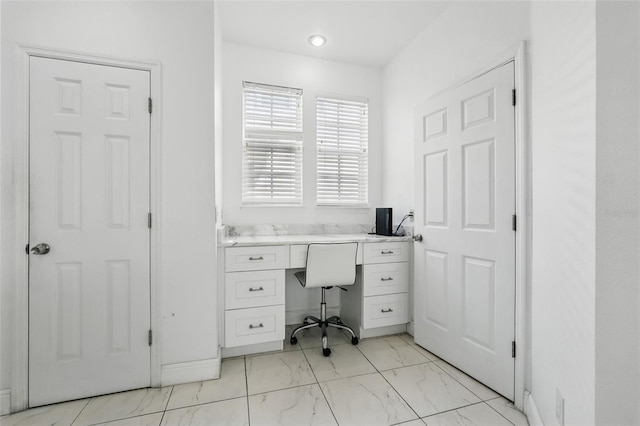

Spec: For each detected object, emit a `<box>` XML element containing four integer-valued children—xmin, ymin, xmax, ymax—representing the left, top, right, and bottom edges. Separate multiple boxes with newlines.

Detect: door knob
<box><xmin>30</xmin><ymin>243</ymin><xmax>51</xmax><ymax>255</ymax></box>
<box><xmin>413</xmin><ymin>234</ymin><xmax>423</xmax><ymax>242</ymax></box>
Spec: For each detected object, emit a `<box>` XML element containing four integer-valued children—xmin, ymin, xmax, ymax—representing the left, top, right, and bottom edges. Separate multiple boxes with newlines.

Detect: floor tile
<box><xmin>246</xmin><ymin>351</ymin><xmax>316</xmax><ymax>395</ymax></box>
<box><xmin>291</xmin><ymin>324</ymin><xmax>351</xmax><ymax>349</ymax></box>
<box><xmin>432</xmin><ymin>360</ymin><xmax>499</xmax><ymax>401</ymax></box>
<box><xmin>94</xmin><ymin>412</ymin><xmax>163</xmax><ymax>426</ymax></box>
<box><xmin>304</xmin><ymin>343</ymin><xmax>376</xmax><ymax>382</ymax></box>
<box><xmin>357</xmin><ymin>335</ymin><xmax>431</xmax><ymax>371</ymax></box>
<box><xmin>382</xmin><ymin>363</ymin><xmax>480</xmax><ymax>417</ymax></box>
<box><xmin>167</xmin><ymin>358</ymin><xmax>247</xmax><ymax>410</ymax></box>
<box><xmin>1</xmin><ymin>399</ymin><xmax>88</xmax><ymax>426</ymax></box>
<box><xmin>161</xmin><ymin>397</ymin><xmax>248</xmax><ymax>426</ymax></box>
<box><xmin>397</xmin><ymin>334</ymin><xmax>440</xmax><ymax>362</ymax></box>
<box><xmin>73</xmin><ymin>387</ymin><xmax>171</xmax><ymax>426</ymax></box>
<box><xmin>396</xmin><ymin>420</ymin><xmax>427</xmax><ymax>426</ymax></box>
<box><xmin>320</xmin><ymin>372</ymin><xmax>417</xmax><ymax>426</ymax></box>
<box><xmin>423</xmin><ymin>402</ymin><xmax>513</xmax><ymax>426</ymax></box>
<box><xmin>486</xmin><ymin>397</ymin><xmax>529</xmax><ymax>426</ymax></box>
<box><xmin>248</xmin><ymin>384</ymin><xmax>337</xmax><ymax>426</ymax></box>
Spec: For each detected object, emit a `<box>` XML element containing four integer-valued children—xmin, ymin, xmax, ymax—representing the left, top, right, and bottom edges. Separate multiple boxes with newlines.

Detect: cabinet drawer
<box><xmin>363</xmin><ymin>242</ymin><xmax>409</xmax><ymax>264</ymax></box>
<box><xmin>225</xmin><ymin>245</ymin><xmax>287</xmax><ymax>272</ymax></box>
<box><xmin>225</xmin><ymin>270</ymin><xmax>285</xmax><ymax>309</ymax></box>
<box><xmin>225</xmin><ymin>305</ymin><xmax>285</xmax><ymax>348</ymax></box>
<box><xmin>363</xmin><ymin>262</ymin><xmax>409</xmax><ymax>296</ymax></box>
<box><xmin>363</xmin><ymin>293</ymin><xmax>408</xmax><ymax>329</ymax></box>
<box><xmin>290</xmin><ymin>243</ymin><xmax>363</xmax><ymax>268</ymax></box>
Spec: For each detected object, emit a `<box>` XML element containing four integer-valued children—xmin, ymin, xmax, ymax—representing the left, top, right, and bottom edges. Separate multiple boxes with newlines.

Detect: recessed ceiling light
<box><xmin>308</xmin><ymin>35</ymin><xmax>327</xmax><ymax>47</ymax></box>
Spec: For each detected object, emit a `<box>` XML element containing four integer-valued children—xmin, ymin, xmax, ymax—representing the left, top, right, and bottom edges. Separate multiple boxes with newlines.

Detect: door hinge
<box><xmin>148</xmin><ymin>97</ymin><xmax>153</xmax><ymax>114</ymax></box>
<box><xmin>148</xmin><ymin>330</ymin><xmax>153</xmax><ymax>346</ymax></box>
<box><xmin>512</xmin><ymin>214</ymin><xmax>517</xmax><ymax>231</ymax></box>
<box><xmin>25</xmin><ymin>243</ymin><xmax>29</xmax><ymax>254</ymax></box>
<box><xmin>512</xmin><ymin>89</ymin><xmax>516</xmax><ymax>106</ymax></box>
<box><xmin>512</xmin><ymin>341</ymin><xmax>516</xmax><ymax>358</ymax></box>
<box><xmin>148</xmin><ymin>213</ymin><xmax>152</xmax><ymax>229</ymax></box>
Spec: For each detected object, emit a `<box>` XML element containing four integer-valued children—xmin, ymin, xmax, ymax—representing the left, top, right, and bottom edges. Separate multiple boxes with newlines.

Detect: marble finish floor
<box><xmin>1</xmin><ymin>331</ymin><xmax>528</xmax><ymax>426</ymax></box>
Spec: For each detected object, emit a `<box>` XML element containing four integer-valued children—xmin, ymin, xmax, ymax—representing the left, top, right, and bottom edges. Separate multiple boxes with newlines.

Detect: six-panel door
<box><xmin>414</xmin><ymin>62</ymin><xmax>516</xmax><ymax>399</ymax></box>
<box><xmin>29</xmin><ymin>57</ymin><xmax>151</xmax><ymax>406</ymax></box>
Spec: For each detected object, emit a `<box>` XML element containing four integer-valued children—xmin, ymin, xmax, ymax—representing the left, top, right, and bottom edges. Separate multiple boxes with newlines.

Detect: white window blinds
<box><xmin>316</xmin><ymin>95</ymin><xmax>369</xmax><ymax>206</ymax></box>
<box><xmin>242</xmin><ymin>81</ymin><xmax>303</xmax><ymax>205</ymax></box>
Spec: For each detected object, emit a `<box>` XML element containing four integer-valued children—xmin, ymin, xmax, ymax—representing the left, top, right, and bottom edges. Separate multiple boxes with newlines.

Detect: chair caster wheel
<box><xmin>351</xmin><ymin>336</ymin><xmax>359</xmax><ymax>345</ymax></box>
<box><xmin>290</xmin><ymin>336</ymin><xmax>298</xmax><ymax>345</ymax></box>
<box><xmin>323</xmin><ymin>348</ymin><xmax>331</xmax><ymax>357</ymax></box>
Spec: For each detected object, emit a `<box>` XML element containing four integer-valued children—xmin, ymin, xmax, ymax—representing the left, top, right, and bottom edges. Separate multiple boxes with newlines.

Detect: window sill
<box><xmin>241</xmin><ymin>204</ymin><xmax>304</xmax><ymax>208</ymax></box>
<box><xmin>316</xmin><ymin>204</ymin><xmax>371</xmax><ymax>210</ymax></box>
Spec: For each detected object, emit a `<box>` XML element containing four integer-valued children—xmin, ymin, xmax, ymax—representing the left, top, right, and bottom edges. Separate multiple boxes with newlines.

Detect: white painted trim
<box><xmin>513</xmin><ymin>40</ymin><xmax>531</xmax><ymax>412</ymax></box>
<box><xmin>406</xmin><ymin>320</ymin><xmax>415</xmax><ymax>337</ymax></box>
<box><xmin>222</xmin><ymin>340</ymin><xmax>283</xmax><ymax>358</ymax></box>
<box><xmin>0</xmin><ymin>390</ymin><xmax>11</xmax><ymax>416</ymax></box>
<box><xmin>161</xmin><ymin>356</ymin><xmax>221</xmax><ymax>387</ymax></box>
<box><xmin>524</xmin><ymin>391</ymin><xmax>545</xmax><ymax>426</ymax></box>
<box><xmin>359</xmin><ymin>324</ymin><xmax>407</xmax><ymax>339</ymax></box>
<box><xmin>12</xmin><ymin>44</ymin><xmax>163</xmax><ymax>411</ymax></box>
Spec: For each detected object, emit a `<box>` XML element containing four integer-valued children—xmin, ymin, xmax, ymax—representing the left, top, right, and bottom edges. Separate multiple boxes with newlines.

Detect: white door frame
<box><xmin>11</xmin><ymin>44</ymin><xmax>163</xmax><ymax>412</ymax></box>
<box><xmin>413</xmin><ymin>41</ymin><xmax>530</xmax><ymax>409</ymax></box>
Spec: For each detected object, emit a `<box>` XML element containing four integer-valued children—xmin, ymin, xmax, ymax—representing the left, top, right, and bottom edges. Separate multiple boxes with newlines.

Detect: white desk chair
<box><xmin>290</xmin><ymin>242</ymin><xmax>359</xmax><ymax>356</ymax></box>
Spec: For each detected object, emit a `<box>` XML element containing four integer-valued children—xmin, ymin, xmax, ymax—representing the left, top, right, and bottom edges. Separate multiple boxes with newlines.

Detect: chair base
<box><xmin>290</xmin><ymin>296</ymin><xmax>359</xmax><ymax>356</ymax></box>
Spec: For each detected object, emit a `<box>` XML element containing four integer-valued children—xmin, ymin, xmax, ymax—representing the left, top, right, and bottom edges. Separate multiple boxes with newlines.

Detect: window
<box><xmin>242</xmin><ymin>81</ymin><xmax>303</xmax><ymax>205</ymax></box>
<box><xmin>316</xmin><ymin>94</ymin><xmax>368</xmax><ymax>206</ymax></box>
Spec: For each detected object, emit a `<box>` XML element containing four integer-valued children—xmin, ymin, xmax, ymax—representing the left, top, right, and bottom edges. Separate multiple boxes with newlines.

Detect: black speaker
<box><xmin>376</xmin><ymin>208</ymin><xmax>393</xmax><ymax>236</ymax></box>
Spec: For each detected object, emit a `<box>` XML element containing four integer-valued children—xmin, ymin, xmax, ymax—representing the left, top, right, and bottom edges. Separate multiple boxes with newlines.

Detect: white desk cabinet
<box><xmin>341</xmin><ymin>241</ymin><xmax>410</xmax><ymax>338</ymax></box>
<box><xmin>223</xmin><ymin>246</ymin><xmax>286</xmax><ymax>349</ymax></box>
<box><xmin>220</xmin><ymin>237</ymin><xmax>411</xmax><ymax>356</ymax></box>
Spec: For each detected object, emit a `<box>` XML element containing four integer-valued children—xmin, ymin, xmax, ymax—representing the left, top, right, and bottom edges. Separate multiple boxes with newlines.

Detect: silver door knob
<box><xmin>30</xmin><ymin>243</ymin><xmax>50</xmax><ymax>255</ymax></box>
<box><xmin>413</xmin><ymin>234</ymin><xmax>423</xmax><ymax>242</ymax></box>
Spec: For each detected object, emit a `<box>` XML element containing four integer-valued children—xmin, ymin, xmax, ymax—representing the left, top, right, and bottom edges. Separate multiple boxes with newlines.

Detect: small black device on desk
<box><xmin>376</xmin><ymin>208</ymin><xmax>393</xmax><ymax>236</ymax></box>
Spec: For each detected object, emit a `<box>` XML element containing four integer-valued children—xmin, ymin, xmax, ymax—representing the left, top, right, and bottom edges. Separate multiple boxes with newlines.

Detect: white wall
<box><xmin>381</xmin><ymin>1</ymin><xmax>531</xmax><ymax>217</ymax></box>
<box><xmin>530</xmin><ymin>3</ymin><xmax>596</xmax><ymax>425</ymax></box>
<box><xmin>594</xmin><ymin>2</ymin><xmax>640</xmax><ymax>424</ymax></box>
<box><xmin>214</xmin><ymin>2</ymin><xmax>224</xmax><ymax>227</ymax></box>
<box><xmin>221</xmin><ymin>42</ymin><xmax>382</xmax><ymax>226</ymax></box>
<box><xmin>1</xmin><ymin>1</ymin><xmax>218</xmax><ymax>406</ymax></box>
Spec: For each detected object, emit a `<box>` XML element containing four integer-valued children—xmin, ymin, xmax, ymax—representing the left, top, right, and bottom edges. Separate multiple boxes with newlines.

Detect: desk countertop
<box><xmin>219</xmin><ymin>233</ymin><xmax>413</xmax><ymax>247</ymax></box>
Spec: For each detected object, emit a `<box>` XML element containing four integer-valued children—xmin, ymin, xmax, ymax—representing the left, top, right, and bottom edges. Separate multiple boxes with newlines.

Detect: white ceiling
<box><xmin>217</xmin><ymin>0</ymin><xmax>451</xmax><ymax>68</ymax></box>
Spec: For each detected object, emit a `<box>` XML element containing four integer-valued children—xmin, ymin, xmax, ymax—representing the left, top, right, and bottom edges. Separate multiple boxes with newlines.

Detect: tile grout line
<box><xmin>243</xmin><ymin>355</ymin><xmax>251</xmax><ymax>426</ymax></box>
<box><xmin>429</xmin><ymin>360</ymin><xmax>499</xmax><ymax>403</ymax></box>
<box><xmin>69</xmin><ymin>397</ymin><xmax>92</xmax><ymax>425</ymax></box>
<box><xmin>482</xmin><ymin>399</ymin><xmax>519</xmax><ymax>426</ymax></box>
<box><xmin>354</xmin><ymin>339</ymin><xmax>423</xmax><ymax>422</ymax></box>
<box><xmin>420</xmin><ymin>400</ymin><xmax>488</xmax><ymax>420</ymax></box>
<box><xmin>299</xmin><ymin>340</ymin><xmax>341</xmax><ymax>426</ymax></box>
<box><xmin>158</xmin><ymin>385</ymin><xmax>175</xmax><ymax>426</ymax></box>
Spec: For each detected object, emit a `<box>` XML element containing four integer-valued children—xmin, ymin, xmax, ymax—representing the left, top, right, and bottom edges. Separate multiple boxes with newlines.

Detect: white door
<box><xmin>29</xmin><ymin>57</ymin><xmax>151</xmax><ymax>407</ymax></box>
<box><xmin>414</xmin><ymin>62</ymin><xmax>516</xmax><ymax>399</ymax></box>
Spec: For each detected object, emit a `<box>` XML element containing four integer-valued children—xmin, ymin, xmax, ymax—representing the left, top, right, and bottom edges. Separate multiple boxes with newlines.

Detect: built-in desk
<box><xmin>219</xmin><ymin>234</ymin><xmax>412</xmax><ymax>357</ymax></box>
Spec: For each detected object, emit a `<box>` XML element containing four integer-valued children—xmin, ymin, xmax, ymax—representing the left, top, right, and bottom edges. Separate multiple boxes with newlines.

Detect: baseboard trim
<box><xmin>222</xmin><ymin>340</ymin><xmax>283</xmax><ymax>358</ymax></box>
<box><xmin>406</xmin><ymin>321</ymin><xmax>415</xmax><ymax>337</ymax></box>
<box><xmin>524</xmin><ymin>391</ymin><xmax>544</xmax><ymax>426</ymax></box>
<box><xmin>0</xmin><ymin>390</ymin><xmax>11</xmax><ymax>416</ymax></box>
<box><xmin>161</xmin><ymin>351</ymin><xmax>221</xmax><ymax>387</ymax></box>
<box><xmin>285</xmin><ymin>307</ymin><xmax>340</xmax><ymax>326</ymax></box>
<box><xmin>359</xmin><ymin>324</ymin><xmax>407</xmax><ymax>339</ymax></box>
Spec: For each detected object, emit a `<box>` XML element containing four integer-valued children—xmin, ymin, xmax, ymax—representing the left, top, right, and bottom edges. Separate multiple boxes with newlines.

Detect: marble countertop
<box><xmin>219</xmin><ymin>233</ymin><xmax>413</xmax><ymax>247</ymax></box>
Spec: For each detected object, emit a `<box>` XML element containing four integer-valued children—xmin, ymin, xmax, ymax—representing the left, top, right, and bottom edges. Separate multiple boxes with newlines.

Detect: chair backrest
<box><xmin>303</xmin><ymin>242</ymin><xmax>358</xmax><ymax>288</ymax></box>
